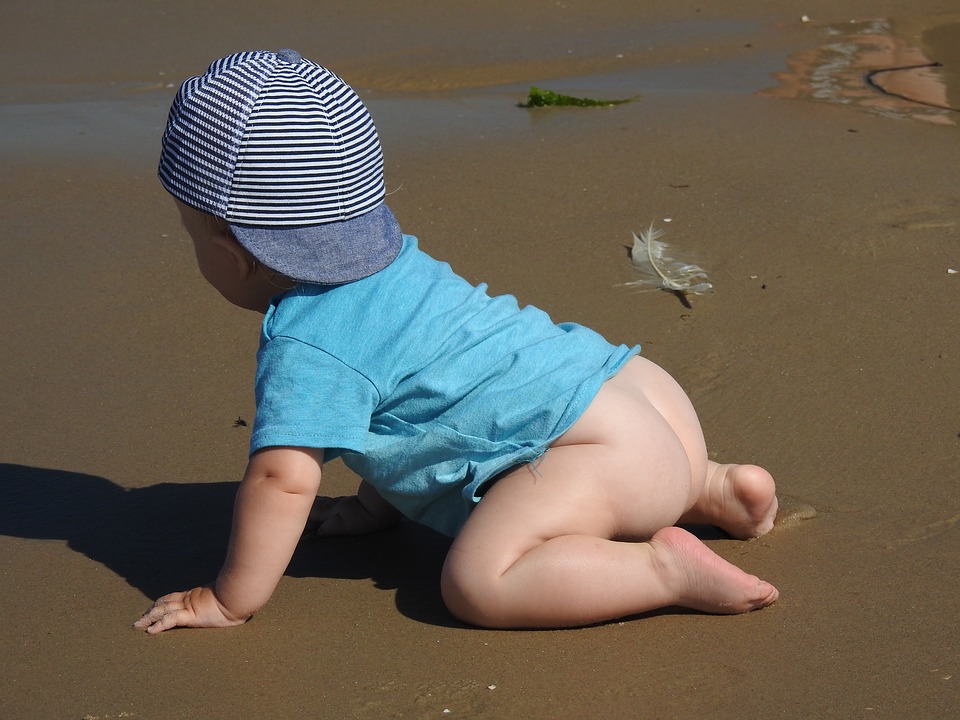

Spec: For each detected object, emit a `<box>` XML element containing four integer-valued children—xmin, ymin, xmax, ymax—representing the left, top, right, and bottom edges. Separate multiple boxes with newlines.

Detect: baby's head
<box><xmin>160</xmin><ymin>49</ymin><xmax>401</xmax><ymax>288</ymax></box>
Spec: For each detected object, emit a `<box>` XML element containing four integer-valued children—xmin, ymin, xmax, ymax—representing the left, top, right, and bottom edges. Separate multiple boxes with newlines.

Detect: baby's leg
<box><xmin>442</xmin><ymin>458</ymin><xmax>779</xmax><ymax>628</ymax></box>
<box><xmin>441</xmin><ymin>357</ymin><xmax>778</xmax><ymax>628</ymax></box>
<box><xmin>612</xmin><ymin>356</ymin><xmax>779</xmax><ymax>539</ymax></box>
<box><xmin>678</xmin><ymin>462</ymin><xmax>779</xmax><ymax>539</ymax></box>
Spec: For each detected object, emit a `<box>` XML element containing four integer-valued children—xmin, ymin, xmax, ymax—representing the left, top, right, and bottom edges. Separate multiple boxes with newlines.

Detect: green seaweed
<box><xmin>523</xmin><ymin>86</ymin><xmax>635</xmax><ymax>108</ymax></box>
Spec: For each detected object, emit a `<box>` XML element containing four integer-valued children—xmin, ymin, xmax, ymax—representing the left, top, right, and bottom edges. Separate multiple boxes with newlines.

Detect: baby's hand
<box><xmin>306</xmin><ymin>495</ymin><xmax>399</xmax><ymax>537</ymax></box>
<box><xmin>134</xmin><ymin>586</ymin><xmax>249</xmax><ymax>634</ymax></box>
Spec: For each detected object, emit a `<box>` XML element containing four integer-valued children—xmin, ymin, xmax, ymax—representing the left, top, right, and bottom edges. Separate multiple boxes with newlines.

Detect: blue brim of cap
<box><xmin>229</xmin><ymin>203</ymin><xmax>403</xmax><ymax>285</ymax></box>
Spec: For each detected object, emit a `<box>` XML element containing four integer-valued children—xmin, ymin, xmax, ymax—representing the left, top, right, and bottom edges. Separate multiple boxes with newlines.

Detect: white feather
<box><xmin>625</xmin><ymin>223</ymin><xmax>713</xmax><ymax>295</ymax></box>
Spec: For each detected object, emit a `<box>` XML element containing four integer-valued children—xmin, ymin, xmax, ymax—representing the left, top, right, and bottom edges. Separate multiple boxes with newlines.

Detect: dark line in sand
<box><xmin>864</xmin><ymin>62</ymin><xmax>960</xmax><ymax>113</ymax></box>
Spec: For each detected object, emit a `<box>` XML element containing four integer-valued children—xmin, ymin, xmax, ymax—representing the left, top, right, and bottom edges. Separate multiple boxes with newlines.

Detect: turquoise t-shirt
<box><xmin>251</xmin><ymin>235</ymin><xmax>639</xmax><ymax>536</ymax></box>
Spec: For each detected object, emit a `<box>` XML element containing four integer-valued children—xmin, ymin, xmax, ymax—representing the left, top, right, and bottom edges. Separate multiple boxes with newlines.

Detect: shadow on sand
<box><xmin>0</xmin><ymin>463</ymin><xmax>456</xmax><ymax>627</ymax></box>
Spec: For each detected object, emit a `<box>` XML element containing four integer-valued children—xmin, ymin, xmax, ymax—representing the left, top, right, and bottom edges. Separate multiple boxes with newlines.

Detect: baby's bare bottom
<box><xmin>441</xmin><ymin>356</ymin><xmax>778</xmax><ymax>628</ymax></box>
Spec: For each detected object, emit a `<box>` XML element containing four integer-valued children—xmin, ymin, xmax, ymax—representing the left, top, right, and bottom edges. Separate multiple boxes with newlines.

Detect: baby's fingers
<box><xmin>314</xmin><ymin>511</ymin><xmax>354</xmax><ymax>537</ymax></box>
<box><xmin>134</xmin><ymin>594</ymin><xmax>187</xmax><ymax>634</ymax></box>
<box><xmin>306</xmin><ymin>495</ymin><xmax>394</xmax><ymax>537</ymax></box>
<box><xmin>307</xmin><ymin>496</ymin><xmax>348</xmax><ymax>523</ymax></box>
<box><xmin>307</xmin><ymin>496</ymin><xmax>358</xmax><ymax>536</ymax></box>
<box><xmin>141</xmin><ymin>607</ymin><xmax>190</xmax><ymax>635</ymax></box>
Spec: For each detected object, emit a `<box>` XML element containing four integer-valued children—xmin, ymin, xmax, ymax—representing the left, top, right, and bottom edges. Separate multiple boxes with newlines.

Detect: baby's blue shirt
<box><xmin>251</xmin><ymin>235</ymin><xmax>638</xmax><ymax>536</ymax></box>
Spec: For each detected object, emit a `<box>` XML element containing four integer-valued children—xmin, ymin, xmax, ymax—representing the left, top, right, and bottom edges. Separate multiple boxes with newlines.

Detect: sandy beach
<box><xmin>1</xmin><ymin>1</ymin><xmax>958</xmax><ymax>718</ymax></box>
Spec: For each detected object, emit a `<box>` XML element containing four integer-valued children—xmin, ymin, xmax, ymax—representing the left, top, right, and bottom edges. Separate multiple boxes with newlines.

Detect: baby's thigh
<box><xmin>557</xmin><ymin>356</ymin><xmax>708</xmax><ymax>501</ymax></box>
<box><xmin>449</xmin><ymin>427</ymin><xmax>691</xmax><ymax>576</ymax></box>
<box><xmin>444</xmin><ymin>445</ymin><xmax>618</xmax><ymax>592</ymax></box>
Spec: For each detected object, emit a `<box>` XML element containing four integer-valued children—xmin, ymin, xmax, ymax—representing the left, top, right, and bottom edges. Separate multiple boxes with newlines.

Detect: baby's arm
<box><xmin>135</xmin><ymin>446</ymin><xmax>323</xmax><ymax>634</ymax></box>
<box><xmin>307</xmin><ymin>479</ymin><xmax>402</xmax><ymax>536</ymax></box>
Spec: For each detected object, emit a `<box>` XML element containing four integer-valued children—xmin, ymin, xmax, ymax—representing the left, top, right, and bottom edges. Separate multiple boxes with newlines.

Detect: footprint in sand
<box><xmin>883</xmin><ymin>195</ymin><xmax>959</xmax><ymax>232</ymax></box>
<box><xmin>837</xmin><ymin>195</ymin><xmax>957</xmax><ymax>257</ymax></box>
<box><xmin>885</xmin><ymin>511</ymin><xmax>960</xmax><ymax>547</ymax></box>
<box><xmin>353</xmin><ymin>679</ymin><xmax>496</xmax><ymax>720</ymax></box>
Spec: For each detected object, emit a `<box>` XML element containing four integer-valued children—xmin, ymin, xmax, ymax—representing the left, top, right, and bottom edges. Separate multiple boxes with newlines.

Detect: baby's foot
<box><xmin>681</xmin><ymin>463</ymin><xmax>778</xmax><ymax>540</ymax></box>
<box><xmin>651</xmin><ymin>526</ymin><xmax>779</xmax><ymax>614</ymax></box>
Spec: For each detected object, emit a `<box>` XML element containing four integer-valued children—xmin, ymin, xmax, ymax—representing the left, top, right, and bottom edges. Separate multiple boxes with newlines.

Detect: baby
<box><xmin>135</xmin><ymin>49</ymin><xmax>779</xmax><ymax>634</ymax></box>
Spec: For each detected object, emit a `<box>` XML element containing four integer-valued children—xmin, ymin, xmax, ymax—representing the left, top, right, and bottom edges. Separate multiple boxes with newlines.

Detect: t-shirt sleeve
<box><xmin>249</xmin><ymin>335</ymin><xmax>378</xmax><ymax>457</ymax></box>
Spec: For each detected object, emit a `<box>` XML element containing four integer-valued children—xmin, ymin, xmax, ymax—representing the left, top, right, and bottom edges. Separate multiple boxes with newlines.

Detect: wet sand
<box><xmin>1</xmin><ymin>2</ymin><xmax>958</xmax><ymax>718</ymax></box>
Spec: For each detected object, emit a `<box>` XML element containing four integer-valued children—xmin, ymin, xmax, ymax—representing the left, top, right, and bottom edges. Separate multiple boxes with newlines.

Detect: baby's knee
<box><xmin>440</xmin><ymin>553</ymin><xmax>506</xmax><ymax>628</ymax></box>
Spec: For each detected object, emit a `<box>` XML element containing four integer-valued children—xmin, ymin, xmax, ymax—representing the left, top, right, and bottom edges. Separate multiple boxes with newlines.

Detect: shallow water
<box><xmin>4</xmin><ymin>13</ymin><xmax>957</xmax><ymax>172</ymax></box>
<box><xmin>762</xmin><ymin>14</ymin><xmax>960</xmax><ymax>126</ymax></box>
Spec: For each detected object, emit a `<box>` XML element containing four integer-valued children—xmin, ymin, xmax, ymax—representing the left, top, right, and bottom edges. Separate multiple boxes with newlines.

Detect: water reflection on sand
<box><xmin>762</xmin><ymin>14</ymin><xmax>960</xmax><ymax>126</ymax></box>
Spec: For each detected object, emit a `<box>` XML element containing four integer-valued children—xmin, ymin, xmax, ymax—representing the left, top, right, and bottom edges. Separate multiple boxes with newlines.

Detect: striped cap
<box><xmin>159</xmin><ymin>49</ymin><xmax>401</xmax><ymax>284</ymax></box>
